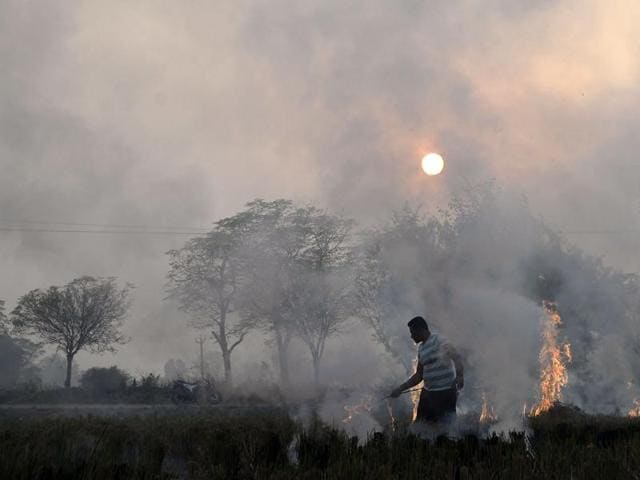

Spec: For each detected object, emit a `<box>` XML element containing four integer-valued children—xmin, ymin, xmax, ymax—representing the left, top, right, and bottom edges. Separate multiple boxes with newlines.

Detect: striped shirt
<box><xmin>418</xmin><ymin>333</ymin><xmax>457</xmax><ymax>391</ymax></box>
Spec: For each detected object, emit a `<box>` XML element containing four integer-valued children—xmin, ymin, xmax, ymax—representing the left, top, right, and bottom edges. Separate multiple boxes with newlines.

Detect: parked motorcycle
<box><xmin>170</xmin><ymin>379</ymin><xmax>222</xmax><ymax>405</ymax></box>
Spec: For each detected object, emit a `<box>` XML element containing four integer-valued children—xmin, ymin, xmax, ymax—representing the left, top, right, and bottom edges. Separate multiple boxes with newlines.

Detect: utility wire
<box><xmin>558</xmin><ymin>229</ymin><xmax>640</xmax><ymax>235</ymax></box>
<box><xmin>2</xmin><ymin>227</ymin><xmax>640</xmax><ymax>236</ymax></box>
<box><xmin>0</xmin><ymin>219</ymin><xmax>210</xmax><ymax>231</ymax></box>
<box><xmin>0</xmin><ymin>227</ymin><xmax>208</xmax><ymax>235</ymax></box>
<box><xmin>2</xmin><ymin>219</ymin><xmax>640</xmax><ymax>236</ymax></box>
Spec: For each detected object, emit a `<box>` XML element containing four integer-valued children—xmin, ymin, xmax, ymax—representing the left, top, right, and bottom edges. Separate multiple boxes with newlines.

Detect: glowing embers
<box><xmin>342</xmin><ymin>394</ymin><xmax>373</xmax><ymax>424</ymax></box>
<box><xmin>531</xmin><ymin>301</ymin><xmax>572</xmax><ymax>416</ymax></box>
<box><xmin>479</xmin><ymin>390</ymin><xmax>498</xmax><ymax>424</ymax></box>
<box><xmin>629</xmin><ymin>399</ymin><xmax>640</xmax><ymax>417</ymax></box>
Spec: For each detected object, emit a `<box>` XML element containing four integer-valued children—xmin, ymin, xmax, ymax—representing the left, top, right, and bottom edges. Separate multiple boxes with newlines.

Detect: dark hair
<box><xmin>408</xmin><ymin>316</ymin><xmax>429</xmax><ymax>331</ymax></box>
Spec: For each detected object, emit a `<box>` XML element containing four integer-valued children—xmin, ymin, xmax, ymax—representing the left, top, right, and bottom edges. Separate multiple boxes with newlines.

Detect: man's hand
<box><xmin>455</xmin><ymin>374</ymin><xmax>464</xmax><ymax>391</ymax></box>
<box><xmin>389</xmin><ymin>386</ymin><xmax>404</xmax><ymax>398</ymax></box>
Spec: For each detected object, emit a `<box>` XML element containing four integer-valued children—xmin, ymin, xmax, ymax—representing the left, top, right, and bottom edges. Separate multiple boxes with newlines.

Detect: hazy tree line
<box><xmin>167</xmin><ymin>199</ymin><xmax>355</xmax><ymax>387</ymax></box>
<box><xmin>166</xmin><ymin>186</ymin><xmax>640</xmax><ymax>401</ymax></box>
<box><xmin>1</xmin><ymin>185</ymin><xmax>640</xmax><ymax>403</ymax></box>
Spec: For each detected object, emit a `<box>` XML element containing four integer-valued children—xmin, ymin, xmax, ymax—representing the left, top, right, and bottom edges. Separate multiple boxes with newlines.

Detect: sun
<box><xmin>421</xmin><ymin>153</ymin><xmax>444</xmax><ymax>176</ymax></box>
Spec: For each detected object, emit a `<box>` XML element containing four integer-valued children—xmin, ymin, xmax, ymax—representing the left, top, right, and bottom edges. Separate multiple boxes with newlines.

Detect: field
<box><xmin>1</xmin><ymin>405</ymin><xmax>640</xmax><ymax>479</ymax></box>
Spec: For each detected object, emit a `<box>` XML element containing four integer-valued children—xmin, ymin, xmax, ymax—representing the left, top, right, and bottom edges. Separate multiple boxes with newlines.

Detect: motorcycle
<box><xmin>170</xmin><ymin>379</ymin><xmax>222</xmax><ymax>405</ymax></box>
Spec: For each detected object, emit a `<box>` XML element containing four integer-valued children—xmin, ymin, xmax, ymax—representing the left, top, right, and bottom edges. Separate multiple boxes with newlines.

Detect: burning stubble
<box><xmin>530</xmin><ymin>301</ymin><xmax>572</xmax><ymax>416</ymax></box>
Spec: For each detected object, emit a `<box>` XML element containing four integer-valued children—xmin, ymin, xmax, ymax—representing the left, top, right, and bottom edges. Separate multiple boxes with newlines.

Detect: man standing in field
<box><xmin>390</xmin><ymin>316</ymin><xmax>464</xmax><ymax>423</ymax></box>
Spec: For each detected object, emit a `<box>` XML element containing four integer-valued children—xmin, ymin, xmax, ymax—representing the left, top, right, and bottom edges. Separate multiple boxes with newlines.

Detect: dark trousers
<box><xmin>415</xmin><ymin>387</ymin><xmax>457</xmax><ymax>422</ymax></box>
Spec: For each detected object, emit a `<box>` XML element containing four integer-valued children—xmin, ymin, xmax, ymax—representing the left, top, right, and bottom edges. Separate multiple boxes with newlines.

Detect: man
<box><xmin>390</xmin><ymin>316</ymin><xmax>464</xmax><ymax>422</ymax></box>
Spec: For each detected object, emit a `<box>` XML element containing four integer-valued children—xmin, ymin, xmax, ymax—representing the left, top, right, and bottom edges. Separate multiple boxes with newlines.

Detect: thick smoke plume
<box><xmin>2</xmin><ymin>1</ymin><xmax>640</xmax><ymax>433</ymax></box>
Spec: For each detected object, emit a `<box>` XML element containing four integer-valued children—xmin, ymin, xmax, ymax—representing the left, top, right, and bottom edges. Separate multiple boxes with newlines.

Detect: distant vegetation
<box><xmin>0</xmin><ymin>369</ymin><xmax>168</xmax><ymax>405</ymax></box>
<box><xmin>1</xmin><ymin>185</ymin><xmax>639</xmax><ymax>413</ymax></box>
<box><xmin>8</xmin><ymin>276</ymin><xmax>132</xmax><ymax>388</ymax></box>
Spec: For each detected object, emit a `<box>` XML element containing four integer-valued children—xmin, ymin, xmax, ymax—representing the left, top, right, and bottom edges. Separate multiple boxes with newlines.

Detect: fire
<box><xmin>342</xmin><ymin>394</ymin><xmax>373</xmax><ymax>423</ymax></box>
<box><xmin>479</xmin><ymin>391</ymin><xmax>497</xmax><ymax>423</ymax></box>
<box><xmin>629</xmin><ymin>399</ymin><xmax>640</xmax><ymax>417</ymax></box>
<box><xmin>531</xmin><ymin>301</ymin><xmax>571</xmax><ymax>416</ymax></box>
<box><xmin>410</xmin><ymin>358</ymin><xmax>421</xmax><ymax>421</ymax></box>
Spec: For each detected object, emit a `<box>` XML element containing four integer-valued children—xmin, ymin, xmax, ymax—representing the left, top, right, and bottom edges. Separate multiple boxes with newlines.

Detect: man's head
<box><xmin>408</xmin><ymin>316</ymin><xmax>430</xmax><ymax>344</ymax></box>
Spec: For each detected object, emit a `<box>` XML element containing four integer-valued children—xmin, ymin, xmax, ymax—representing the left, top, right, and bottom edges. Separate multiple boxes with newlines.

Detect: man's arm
<box><xmin>445</xmin><ymin>344</ymin><xmax>464</xmax><ymax>390</ymax></box>
<box><xmin>389</xmin><ymin>362</ymin><xmax>423</xmax><ymax>398</ymax></box>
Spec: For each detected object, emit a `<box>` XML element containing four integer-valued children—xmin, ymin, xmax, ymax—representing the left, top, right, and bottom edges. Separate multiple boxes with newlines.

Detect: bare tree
<box><xmin>167</xmin><ymin>228</ymin><xmax>251</xmax><ymax>386</ymax></box>
<box><xmin>11</xmin><ymin>276</ymin><xmax>132</xmax><ymax>388</ymax></box>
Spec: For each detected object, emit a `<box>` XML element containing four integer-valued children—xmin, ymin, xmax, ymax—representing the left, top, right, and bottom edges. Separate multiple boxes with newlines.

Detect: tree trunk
<box><xmin>312</xmin><ymin>354</ymin><xmax>321</xmax><ymax>387</ymax></box>
<box><xmin>217</xmin><ymin>321</ymin><xmax>233</xmax><ymax>387</ymax></box>
<box><xmin>274</xmin><ymin>330</ymin><xmax>290</xmax><ymax>389</ymax></box>
<box><xmin>65</xmin><ymin>353</ymin><xmax>74</xmax><ymax>388</ymax></box>
<box><xmin>222</xmin><ymin>349</ymin><xmax>232</xmax><ymax>386</ymax></box>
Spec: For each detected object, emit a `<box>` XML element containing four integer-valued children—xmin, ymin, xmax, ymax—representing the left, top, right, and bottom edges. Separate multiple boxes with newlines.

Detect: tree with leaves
<box><xmin>11</xmin><ymin>276</ymin><xmax>132</xmax><ymax>388</ymax></box>
<box><xmin>229</xmin><ymin>199</ymin><xmax>301</xmax><ymax>389</ymax></box>
<box><xmin>167</xmin><ymin>225</ymin><xmax>253</xmax><ymax>386</ymax></box>
<box><xmin>286</xmin><ymin>206</ymin><xmax>355</xmax><ymax>385</ymax></box>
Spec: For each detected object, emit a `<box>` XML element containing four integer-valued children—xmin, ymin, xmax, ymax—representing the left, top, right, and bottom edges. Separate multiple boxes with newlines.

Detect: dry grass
<box><xmin>1</xmin><ymin>407</ymin><xmax>639</xmax><ymax>479</ymax></box>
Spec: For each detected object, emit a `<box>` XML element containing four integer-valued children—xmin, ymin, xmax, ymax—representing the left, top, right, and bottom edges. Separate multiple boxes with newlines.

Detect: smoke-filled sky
<box><xmin>2</xmin><ymin>0</ymin><xmax>640</xmax><ymax>372</ymax></box>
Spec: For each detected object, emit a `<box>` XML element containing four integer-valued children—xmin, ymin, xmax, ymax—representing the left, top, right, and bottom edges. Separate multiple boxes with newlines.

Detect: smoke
<box><xmin>1</xmin><ymin>0</ymin><xmax>640</xmax><ymax>427</ymax></box>
<box><xmin>446</xmin><ymin>284</ymin><xmax>540</xmax><ymax>432</ymax></box>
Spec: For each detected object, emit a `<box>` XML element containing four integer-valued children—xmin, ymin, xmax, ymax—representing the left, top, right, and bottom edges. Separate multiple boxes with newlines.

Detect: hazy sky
<box><xmin>2</xmin><ymin>0</ymin><xmax>640</xmax><ymax>372</ymax></box>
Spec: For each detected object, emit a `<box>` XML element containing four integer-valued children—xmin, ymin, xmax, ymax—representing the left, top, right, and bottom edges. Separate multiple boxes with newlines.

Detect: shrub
<box><xmin>79</xmin><ymin>366</ymin><xmax>129</xmax><ymax>397</ymax></box>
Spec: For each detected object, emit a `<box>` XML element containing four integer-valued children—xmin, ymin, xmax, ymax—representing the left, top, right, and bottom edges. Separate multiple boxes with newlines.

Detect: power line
<box><xmin>0</xmin><ymin>227</ymin><xmax>207</xmax><ymax>235</ymax></box>
<box><xmin>558</xmin><ymin>229</ymin><xmax>640</xmax><ymax>235</ymax></box>
<box><xmin>0</xmin><ymin>219</ymin><xmax>210</xmax><ymax>231</ymax></box>
<box><xmin>1</xmin><ymin>219</ymin><xmax>640</xmax><ymax>237</ymax></box>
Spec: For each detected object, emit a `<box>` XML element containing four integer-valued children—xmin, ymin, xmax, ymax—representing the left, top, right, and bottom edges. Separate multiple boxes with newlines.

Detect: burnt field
<box><xmin>2</xmin><ymin>407</ymin><xmax>640</xmax><ymax>480</ymax></box>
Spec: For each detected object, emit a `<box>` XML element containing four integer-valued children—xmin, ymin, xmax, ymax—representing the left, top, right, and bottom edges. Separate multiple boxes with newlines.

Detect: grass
<box><xmin>1</xmin><ymin>407</ymin><xmax>640</xmax><ymax>479</ymax></box>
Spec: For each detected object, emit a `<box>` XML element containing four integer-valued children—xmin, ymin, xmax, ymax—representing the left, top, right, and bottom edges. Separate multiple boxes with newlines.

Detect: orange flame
<box><xmin>531</xmin><ymin>301</ymin><xmax>571</xmax><ymax>416</ymax></box>
<box><xmin>410</xmin><ymin>358</ymin><xmax>421</xmax><ymax>421</ymax></box>
<box><xmin>629</xmin><ymin>399</ymin><xmax>640</xmax><ymax>417</ymax></box>
<box><xmin>479</xmin><ymin>391</ymin><xmax>497</xmax><ymax>423</ymax></box>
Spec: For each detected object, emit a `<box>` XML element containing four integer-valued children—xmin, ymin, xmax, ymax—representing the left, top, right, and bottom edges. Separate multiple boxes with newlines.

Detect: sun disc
<box><xmin>421</xmin><ymin>153</ymin><xmax>444</xmax><ymax>176</ymax></box>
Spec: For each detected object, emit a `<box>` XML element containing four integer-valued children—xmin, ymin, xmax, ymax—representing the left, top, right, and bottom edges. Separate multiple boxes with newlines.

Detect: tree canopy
<box><xmin>11</xmin><ymin>276</ymin><xmax>132</xmax><ymax>387</ymax></box>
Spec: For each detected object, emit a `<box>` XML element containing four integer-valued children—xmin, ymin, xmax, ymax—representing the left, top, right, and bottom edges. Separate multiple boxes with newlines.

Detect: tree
<box><xmin>231</xmin><ymin>199</ymin><xmax>300</xmax><ymax>388</ymax></box>
<box><xmin>11</xmin><ymin>276</ymin><xmax>132</xmax><ymax>388</ymax></box>
<box><xmin>232</xmin><ymin>200</ymin><xmax>356</xmax><ymax>387</ymax></box>
<box><xmin>167</xmin><ymin>226</ymin><xmax>252</xmax><ymax>386</ymax></box>
<box><xmin>287</xmin><ymin>207</ymin><xmax>355</xmax><ymax>385</ymax></box>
